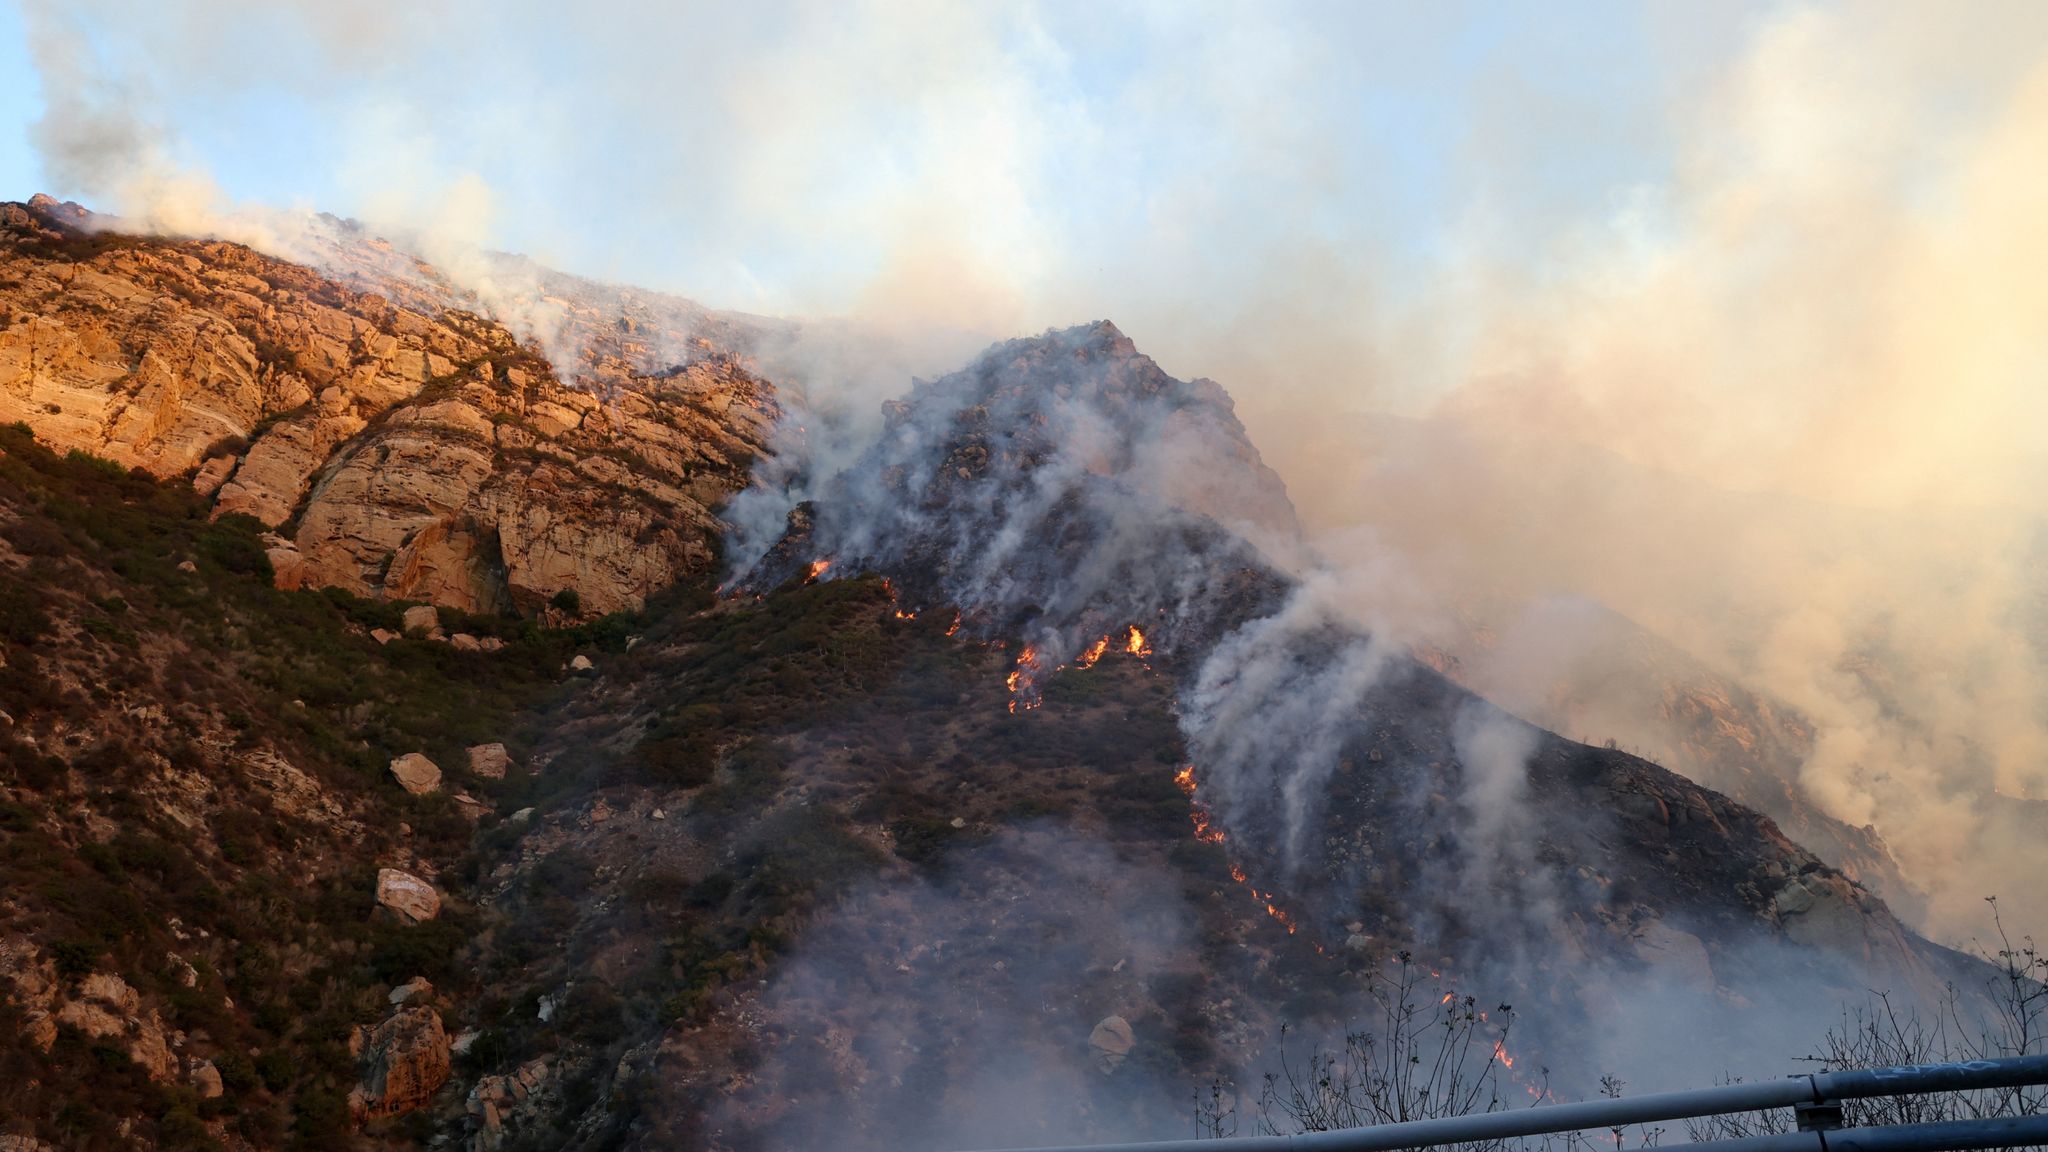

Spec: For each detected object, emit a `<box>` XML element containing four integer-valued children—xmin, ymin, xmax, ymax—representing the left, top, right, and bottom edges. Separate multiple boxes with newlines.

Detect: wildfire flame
<box><xmin>1006</xmin><ymin>645</ymin><xmax>1044</xmax><ymax>714</ymax></box>
<box><xmin>1125</xmin><ymin>625</ymin><xmax>1152</xmax><ymax>658</ymax></box>
<box><xmin>1176</xmin><ymin>765</ymin><xmax>1314</xmax><ymax>936</ymax></box>
<box><xmin>945</xmin><ymin>614</ymin><xmax>961</xmax><ymax>637</ymax></box>
<box><xmin>1076</xmin><ymin>636</ymin><xmax>1111</xmax><ymax>669</ymax></box>
<box><xmin>804</xmin><ymin>558</ymin><xmax>831</xmax><ymax>582</ymax></box>
<box><xmin>881</xmin><ymin>578</ymin><xmax>918</xmax><ymax>619</ymax></box>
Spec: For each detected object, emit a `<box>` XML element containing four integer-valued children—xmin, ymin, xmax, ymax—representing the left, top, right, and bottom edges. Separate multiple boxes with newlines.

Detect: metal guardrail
<box><xmin>971</xmin><ymin>1054</ymin><xmax>2048</xmax><ymax>1152</ymax></box>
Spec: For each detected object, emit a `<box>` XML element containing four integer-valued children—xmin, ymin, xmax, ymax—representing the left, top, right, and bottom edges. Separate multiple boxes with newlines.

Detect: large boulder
<box><xmin>348</xmin><ymin>1005</ymin><xmax>452</xmax><ymax>1122</ymax></box>
<box><xmin>1089</xmin><ymin>1015</ymin><xmax>1135</xmax><ymax>1071</ymax></box>
<box><xmin>467</xmin><ymin>742</ymin><xmax>511</xmax><ymax>779</ymax></box>
<box><xmin>389</xmin><ymin>752</ymin><xmax>442</xmax><ymax>795</ymax></box>
<box><xmin>376</xmin><ymin>868</ymin><xmax>442</xmax><ymax>923</ymax></box>
<box><xmin>1631</xmin><ymin>920</ymin><xmax>1715</xmax><ymax>992</ymax></box>
<box><xmin>400</xmin><ymin>604</ymin><xmax>440</xmax><ymax>634</ymax></box>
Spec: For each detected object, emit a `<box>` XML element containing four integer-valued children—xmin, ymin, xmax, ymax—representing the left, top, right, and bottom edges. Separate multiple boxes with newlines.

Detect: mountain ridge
<box><xmin>0</xmin><ymin>204</ymin><xmax>2016</xmax><ymax>1151</ymax></box>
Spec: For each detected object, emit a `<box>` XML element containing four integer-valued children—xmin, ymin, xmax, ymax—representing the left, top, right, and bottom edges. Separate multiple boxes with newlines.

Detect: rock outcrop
<box><xmin>0</xmin><ymin>196</ymin><xmax>778</xmax><ymax>618</ymax></box>
<box><xmin>49</xmin><ymin>972</ymin><xmax>176</xmax><ymax>1082</ymax></box>
<box><xmin>465</xmin><ymin>1057</ymin><xmax>556</xmax><ymax>1151</ymax></box>
<box><xmin>349</xmin><ymin>1005</ymin><xmax>452</xmax><ymax>1122</ymax></box>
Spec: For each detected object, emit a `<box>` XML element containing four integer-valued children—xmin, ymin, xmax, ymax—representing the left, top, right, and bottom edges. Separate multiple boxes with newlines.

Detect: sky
<box><xmin>0</xmin><ymin>2</ymin><xmax>1751</xmax><ymax>359</ymax></box>
<box><xmin>6</xmin><ymin>0</ymin><xmax>2048</xmax><ymax>945</ymax></box>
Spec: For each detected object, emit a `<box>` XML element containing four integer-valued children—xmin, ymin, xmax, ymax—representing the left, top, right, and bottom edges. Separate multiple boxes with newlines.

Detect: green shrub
<box><xmin>199</xmin><ymin>514</ymin><xmax>274</xmax><ymax>582</ymax></box>
<box><xmin>50</xmin><ymin>940</ymin><xmax>97</xmax><ymax>981</ymax></box>
<box><xmin>368</xmin><ymin>920</ymin><xmax>469</xmax><ymax>984</ymax></box>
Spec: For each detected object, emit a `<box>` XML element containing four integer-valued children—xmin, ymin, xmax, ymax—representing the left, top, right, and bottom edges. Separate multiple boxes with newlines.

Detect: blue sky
<box><xmin>0</xmin><ymin>3</ymin><xmax>35</xmax><ymax>192</ymax></box>
<box><xmin>0</xmin><ymin>1</ymin><xmax>1749</xmax><ymax>316</ymax></box>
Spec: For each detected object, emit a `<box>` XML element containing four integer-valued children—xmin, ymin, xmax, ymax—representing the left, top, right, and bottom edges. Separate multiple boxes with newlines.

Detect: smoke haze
<box><xmin>12</xmin><ymin>0</ymin><xmax>2048</xmax><ymax>945</ymax></box>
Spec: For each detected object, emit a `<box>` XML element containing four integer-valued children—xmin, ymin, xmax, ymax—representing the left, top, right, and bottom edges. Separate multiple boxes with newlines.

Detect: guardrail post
<box><xmin>1796</xmin><ymin>1099</ymin><xmax>1845</xmax><ymax>1132</ymax></box>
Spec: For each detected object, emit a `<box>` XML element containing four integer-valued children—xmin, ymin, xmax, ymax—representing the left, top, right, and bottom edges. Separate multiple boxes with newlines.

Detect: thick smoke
<box><xmin>703</xmin><ymin>825</ymin><xmax>1199</xmax><ymax>1151</ymax></box>
<box><xmin>732</xmin><ymin>322</ymin><xmax>1302</xmax><ymax>651</ymax></box>
<box><xmin>17</xmin><ymin>0</ymin><xmax>2046</xmax><ymax>950</ymax></box>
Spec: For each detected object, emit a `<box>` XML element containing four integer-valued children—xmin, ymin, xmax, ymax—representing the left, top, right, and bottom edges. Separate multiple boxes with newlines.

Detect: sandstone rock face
<box><xmin>349</xmin><ymin>1005</ymin><xmax>452</xmax><ymax>1122</ymax></box>
<box><xmin>52</xmin><ymin>972</ymin><xmax>176</xmax><ymax>1081</ymax></box>
<box><xmin>376</xmin><ymin>868</ymin><xmax>442</xmax><ymax>923</ymax></box>
<box><xmin>190</xmin><ymin>1059</ymin><xmax>224</xmax><ymax>1099</ymax></box>
<box><xmin>79</xmin><ymin>971</ymin><xmax>139</xmax><ymax>1013</ymax></box>
<box><xmin>389</xmin><ymin>752</ymin><xmax>442</xmax><ymax>794</ymax></box>
<box><xmin>294</xmin><ymin>357</ymin><xmax>774</xmax><ymax>618</ymax></box>
<box><xmin>1770</xmin><ymin>871</ymin><xmax>1944</xmax><ymax>1004</ymax></box>
<box><xmin>401</xmin><ymin>605</ymin><xmax>440</xmax><ymax>634</ymax></box>
<box><xmin>0</xmin><ymin>197</ymin><xmax>778</xmax><ymax>619</ymax></box>
<box><xmin>468</xmin><ymin>742</ymin><xmax>510</xmax><ymax>778</ymax></box>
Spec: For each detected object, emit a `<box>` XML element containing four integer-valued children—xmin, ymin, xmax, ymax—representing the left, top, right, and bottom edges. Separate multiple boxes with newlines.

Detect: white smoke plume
<box><xmin>701</xmin><ymin>825</ymin><xmax>1200</xmax><ymax>1151</ymax></box>
<box><xmin>15</xmin><ymin>0</ymin><xmax>2048</xmax><ymax>944</ymax></box>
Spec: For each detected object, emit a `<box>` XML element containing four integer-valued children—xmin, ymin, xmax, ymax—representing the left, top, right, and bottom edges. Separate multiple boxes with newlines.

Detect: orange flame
<box><xmin>804</xmin><ymin>559</ymin><xmax>831</xmax><ymax>582</ymax></box>
<box><xmin>1076</xmin><ymin>635</ymin><xmax>1111</xmax><ymax>669</ymax></box>
<box><xmin>945</xmin><ymin>614</ymin><xmax>961</xmax><ymax>637</ymax></box>
<box><xmin>1178</xmin><ymin>765</ymin><xmax>1309</xmax><ymax>937</ymax></box>
<box><xmin>1493</xmin><ymin>1040</ymin><xmax>1515</xmax><ymax>1070</ymax></box>
<box><xmin>1125</xmin><ymin>625</ymin><xmax>1152</xmax><ymax>658</ymax></box>
<box><xmin>1006</xmin><ymin>645</ymin><xmax>1045</xmax><ymax>714</ymax></box>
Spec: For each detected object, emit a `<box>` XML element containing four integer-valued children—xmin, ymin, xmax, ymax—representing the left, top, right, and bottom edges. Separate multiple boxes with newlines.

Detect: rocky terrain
<box><xmin>0</xmin><ymin>210</ymin><xmax>2022</xmax><ymax>1152</ymax></box>
<box><xmin>0</xmin><ymin>196</ymin><xmax>777</xmax><ymax>620</ymax></box>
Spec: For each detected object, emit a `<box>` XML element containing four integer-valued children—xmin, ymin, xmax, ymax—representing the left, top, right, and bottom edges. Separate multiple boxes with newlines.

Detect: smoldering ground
<box><xmin>697</xmin><ymin>825</ymin><xmax>1202</xmax><ymax>1151</ymax></box>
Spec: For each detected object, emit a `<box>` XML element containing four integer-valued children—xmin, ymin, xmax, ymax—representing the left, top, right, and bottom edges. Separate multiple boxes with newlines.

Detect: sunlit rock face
<box><xmin>0</xmin><ymin>196</ymin><xmax>778</xmax><ymax>618</ymax></box>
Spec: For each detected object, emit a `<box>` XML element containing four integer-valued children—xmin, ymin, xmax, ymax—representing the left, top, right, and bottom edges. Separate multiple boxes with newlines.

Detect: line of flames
<box><xmin>1175</xmin><ymin>765</ymin><xmax>1314</xmax><ymax>939</ymax></box>
<box><xmin>849</xmin><ymin>572</ymin><xmax>1534</xmax><ymax>1090</ymax></box>
<box><xmin>1004</xmin><ymin>625</ymin><xmax>1151</xmax><ymax>713</ymax></box>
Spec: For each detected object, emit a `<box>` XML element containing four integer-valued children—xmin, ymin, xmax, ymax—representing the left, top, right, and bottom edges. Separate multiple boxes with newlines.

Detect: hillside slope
<box><xmin>0</xmin><ymin>216</ymin><xmax>2009</xmax><ymax>1152</ymax></box>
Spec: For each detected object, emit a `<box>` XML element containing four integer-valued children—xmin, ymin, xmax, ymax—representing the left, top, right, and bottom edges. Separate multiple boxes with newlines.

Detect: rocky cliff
<box><xmin>0</xmin><ymin>195</ymin><xmax>777</xmax><ymax>619</ymax></box>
